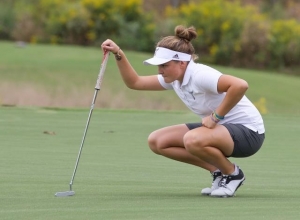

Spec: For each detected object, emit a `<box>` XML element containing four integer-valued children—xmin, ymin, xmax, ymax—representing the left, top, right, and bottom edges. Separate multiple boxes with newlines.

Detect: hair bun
<box><xmin>180</xmin><ymin>37</ymin><xmax>190</xmax><ymax>43</ymax></box>
<box><xmin>175</xmin><ymin>25</ymin><xmax>197</xmax><ymax>42</ymax></box>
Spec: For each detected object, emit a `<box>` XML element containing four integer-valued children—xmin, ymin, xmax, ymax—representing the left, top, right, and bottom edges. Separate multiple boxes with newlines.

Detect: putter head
<box><xmin>55</xmin><ymin>191</ymin><xmax>75</xmax><ymax>197</ymax></box>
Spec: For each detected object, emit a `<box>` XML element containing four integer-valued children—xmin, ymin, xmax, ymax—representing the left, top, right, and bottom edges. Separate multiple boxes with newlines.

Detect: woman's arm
<box><xmin>215</xmin><ymin>74</ymin><xmax>248</xmax><ymax>117</ymax></box>
<box><xmin>202</xmin><ymin>74</ymin><xmax>248</xmax><ymax>128</ymax></box>
<box><xmin>101</xmin><ymin>39</ymin><xmax>165</xmax><ymax>91</ymax></box>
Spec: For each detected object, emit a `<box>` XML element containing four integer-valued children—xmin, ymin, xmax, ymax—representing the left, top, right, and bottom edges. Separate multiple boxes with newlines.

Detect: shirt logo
<box><xmin>189</xmin><ymin>91</ymin><xmax>195</xmax><ymax>100</ymax></box>
<box><xmin>173</xmin><ymin>54</ymin><xmax>179</xmax><ymax>59</ymax></box>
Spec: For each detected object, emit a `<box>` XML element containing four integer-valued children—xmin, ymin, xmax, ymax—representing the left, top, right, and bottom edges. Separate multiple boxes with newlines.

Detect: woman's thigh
<box><xmin>148</xmin><ymin>124</ymin><xmax>190</xmax><ymax>150</ymax></box>
<box><xmin>185</xmin><ymin>123</ymin><xmax>264</xmax><ymax>158</ymax></box>
<box><xmin>184</xmin><ymin>124</ymin><xmax>234</xmax><ymax>156</ymax></box>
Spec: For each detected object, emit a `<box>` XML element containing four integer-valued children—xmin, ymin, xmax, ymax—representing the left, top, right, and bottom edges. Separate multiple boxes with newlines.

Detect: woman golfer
<box><xmin>101</xmin><ymin>25</ymin><xmax>265</xmax><ymax>197</ymax></box>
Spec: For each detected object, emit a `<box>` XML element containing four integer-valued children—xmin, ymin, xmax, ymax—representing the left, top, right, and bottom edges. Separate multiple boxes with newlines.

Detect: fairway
<box><xmin>1</xmin><ymin>107</ymin><xmax>300</xmax><ymax>220</ymax></box>
<box><xmin>1</xmin><ymin>41</ymin><xmax>300</xmax><ymax>115</ymax></box>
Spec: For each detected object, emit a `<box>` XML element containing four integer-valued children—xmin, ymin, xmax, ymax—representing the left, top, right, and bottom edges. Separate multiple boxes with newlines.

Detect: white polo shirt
<box><xmin>157</xmin><ymin>61</ymin><xmax>265</xmax><ymax>134</ymax></box>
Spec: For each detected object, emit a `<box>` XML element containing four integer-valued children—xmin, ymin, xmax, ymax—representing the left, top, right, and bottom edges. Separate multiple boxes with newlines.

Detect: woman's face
<box><xmin>158</xmin><ymin>61</ymin><xmax>188</xmax><ymax>83</ymax></box>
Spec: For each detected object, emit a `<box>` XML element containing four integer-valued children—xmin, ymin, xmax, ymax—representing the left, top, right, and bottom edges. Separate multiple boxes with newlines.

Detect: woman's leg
<box><xmin>148</xmin><ymin>124</ymin><xmax>217</xmax><ymax>172</ymax></box>
<box><xmin>183</xmin><ymin>124</ymin><xmax>245</xmax><ymax>197</ymax></box>
<box><xmin>183</xmin><ymin>124</ymin><xmax>235</xmax><ymax>175</ymax></box>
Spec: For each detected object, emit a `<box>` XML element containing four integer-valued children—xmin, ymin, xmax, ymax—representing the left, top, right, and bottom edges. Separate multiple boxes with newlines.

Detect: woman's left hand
<box><xmin>101</xmin><ymin>39</ymin><xmax>120</xmax><ymax>54</ymax></box>
<box><xmin>202</xmin><ymin>115</ymin><xmax>217</xmax><ymax>129</ymax></box>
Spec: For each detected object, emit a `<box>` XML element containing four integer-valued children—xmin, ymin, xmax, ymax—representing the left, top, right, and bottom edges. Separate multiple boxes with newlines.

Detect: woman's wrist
<box><xmin>210</xmin><ymin>113</ymin><xmax>220</xmax><ymax>123</ymax></box>
<box><xmin>113</xmin><ymin>47</ymin><xmax>122</xmax><ymax>61</ymax></box>
<box><xmin>213</xmin><ymin>111</ymin><xmax>224</xmax><ymax>120</ymax></box>
<box><xmin>210</xmin><ymin>111</ymin><xmax>225</xmax><ymax>123</ymax></box>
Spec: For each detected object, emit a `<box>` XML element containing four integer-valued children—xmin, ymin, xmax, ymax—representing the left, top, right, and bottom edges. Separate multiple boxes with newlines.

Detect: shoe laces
<box><xmin>219</xmin><ymin>175</ymin><xmax>229</xmax><ymax>188</ymax></box>
<box><xmin>211</xmin><ymin>171</ymin><xmax>222</xmax><ymax>181</ymax></box>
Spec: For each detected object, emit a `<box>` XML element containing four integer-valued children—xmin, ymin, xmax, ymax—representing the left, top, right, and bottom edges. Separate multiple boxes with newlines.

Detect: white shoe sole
<box><xmin>210</xmin><ymin>178</ymin><xmax>245</xmax><ymax>198</ymax></box>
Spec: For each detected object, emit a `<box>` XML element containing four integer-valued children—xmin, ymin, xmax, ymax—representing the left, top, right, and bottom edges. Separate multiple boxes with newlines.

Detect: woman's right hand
<box><xmin>101</xmin><ymin>39</ymin><xmax>120</xmax><ymax>54</ymax></box>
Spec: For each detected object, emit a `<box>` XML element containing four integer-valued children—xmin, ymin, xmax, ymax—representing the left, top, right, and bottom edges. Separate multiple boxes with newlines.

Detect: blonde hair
<box><xmin>157</xmin><ymin>25</ymin><xmax>198</xmax><ymax>61</ymax></box>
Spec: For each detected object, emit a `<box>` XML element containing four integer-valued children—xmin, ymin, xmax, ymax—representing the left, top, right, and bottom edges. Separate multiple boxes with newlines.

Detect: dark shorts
<box><xmin>186</xmin><ymin>123</ymin><xmax>265</xmax><ymax>158</ymax></box>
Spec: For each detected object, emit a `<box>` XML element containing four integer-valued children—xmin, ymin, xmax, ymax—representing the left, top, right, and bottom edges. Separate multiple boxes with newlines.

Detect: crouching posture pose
<box><xmin>101</xmin><ymin>25</ymin><xmax>265</xmax><ymax>197</ymax></box>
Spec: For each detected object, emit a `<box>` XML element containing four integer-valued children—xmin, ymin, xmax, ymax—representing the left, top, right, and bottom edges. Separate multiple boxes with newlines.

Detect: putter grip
<box><xmin>95</xmin><ymin>52</ymin><xmax>110</xmax><ymax>90</ymax></box>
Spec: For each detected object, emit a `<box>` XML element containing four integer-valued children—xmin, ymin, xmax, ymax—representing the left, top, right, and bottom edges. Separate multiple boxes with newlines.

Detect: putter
<box><xmin>55</xmin><ymin>52</ymin><xmax>110</xmax><ymax>197</ymax></box>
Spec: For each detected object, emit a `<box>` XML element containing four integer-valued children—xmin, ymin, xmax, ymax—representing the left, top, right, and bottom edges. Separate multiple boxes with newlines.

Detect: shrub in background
<box><xmin>236</xmin><ymin>16</ymin><xmax>300</xmax><ymax>70</ymax></box>
<box><xmin>80</xmin><ymin>0</ymin><xmax>155</xmax><ymax>51</ymax></box>
<box><xmin>268</xmin><ymin>19</ymin><xmax>300</xmax><ymax>69</ymax></box>
<box><xmin>10</xmin><ymin>0</ymin><xmax>155</xmax><ymax>51</ymax></box>
<box><xmin>0</xmin><ymin>2</ymin><xmax>16</xmax><ymax>40</ymax></box>
<box><xmin>2</xmin><ymin>0</ymin><xmax>300</xmax><ymax>73</ymax></box>
<box><xmin>166</xmin><ymin>0</ymin><xmax>257</xmax><ymax>65</ymax></box>
<box><xmin>45</xmin><ymin>1</ymin><xmax>90</xmax><ymax>45</ymax></box>
<box><xmin>165</xmin><ymin>0</ymin><xmax>300</xmax><ymax>71</ymax></box>
<box><xmin>233</xmin><ymin>14</ymin><xmax>270</xmax><ymax>68</ymax></box>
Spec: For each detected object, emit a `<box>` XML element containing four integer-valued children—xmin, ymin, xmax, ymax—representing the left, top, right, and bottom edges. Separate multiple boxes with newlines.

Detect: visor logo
<box><xmin>155</xmin><ymin>47</ymin><xmax>159</xmax><ymax>56</ymax></box>
<box><xmin>173</xmin><ymin>54</ymin><xmax>179</xmax><ymax>59</ymax></box>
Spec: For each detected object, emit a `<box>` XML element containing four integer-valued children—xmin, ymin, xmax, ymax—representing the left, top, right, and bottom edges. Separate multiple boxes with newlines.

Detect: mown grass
<box><xmin>1</xmin><ymin>41</ymin><xmax>300</xmax><ymax>219</ymax></box>
<box><xmin>1</xmin><ymin>41</ymin><xmax>300</xmax><ymax>114</ymax></box>
<box><xmin>1</xmin><ymin>107</ymin><xmax>300</xmax><ymax>220</ymax></box>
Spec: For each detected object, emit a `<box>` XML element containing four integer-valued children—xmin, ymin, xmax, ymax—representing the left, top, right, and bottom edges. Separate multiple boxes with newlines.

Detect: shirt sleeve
<box><xmin>194</xmin><ymin>65</ymin><xmax>222</xmax><ymax>94</ymax></box>
<box><xmin>157</xmin><ymin>75</ymin><xmax>173</xmax><ymax>90</ymax></box>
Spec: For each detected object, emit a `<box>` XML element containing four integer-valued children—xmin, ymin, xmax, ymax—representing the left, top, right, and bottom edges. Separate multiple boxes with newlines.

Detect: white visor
<box><xmin>143</xmin><ymin>47</ymin><xmax>192</xmax><ymax>65</ymax></box>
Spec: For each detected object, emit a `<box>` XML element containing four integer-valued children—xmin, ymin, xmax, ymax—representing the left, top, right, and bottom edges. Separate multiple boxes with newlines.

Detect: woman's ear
<box><xmin>180</xmin><ymin>61</ymin><xmax>188</xmax><ymax>69</ymax></box>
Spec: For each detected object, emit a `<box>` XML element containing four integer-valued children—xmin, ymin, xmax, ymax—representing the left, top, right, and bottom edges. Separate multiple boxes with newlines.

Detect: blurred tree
<box><xmin>170</xmin><ymin>0</ymin><xmax>189</xmax><ymax>7</ymax></box>
<box><xmin>143</xmin><ymin>0</ymin><xmax>189</xmax><ymax>15</ymax></box>
<box><xmin>143</xmin><ymin>0</ymin><xmax>300</xmax><ymax>21</ymax></box>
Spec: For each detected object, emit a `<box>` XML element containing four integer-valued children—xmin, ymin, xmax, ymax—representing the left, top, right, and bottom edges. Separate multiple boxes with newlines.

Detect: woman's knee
<box><xmin>148</xmin><ymin>125</ymin><xmax>187</xmax><ymax>155</ymax></box>
<box><xmin>147</xmin><ymin>131</ymin><xmax>161</xmax><ymax>154</ymax></box>
<box><xmin>183</xmin><ymin>132</ymin><xmax>205</xmax><ymax>154</ymax></box>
